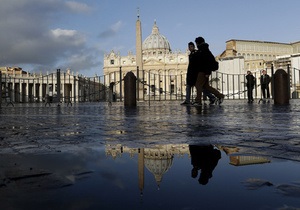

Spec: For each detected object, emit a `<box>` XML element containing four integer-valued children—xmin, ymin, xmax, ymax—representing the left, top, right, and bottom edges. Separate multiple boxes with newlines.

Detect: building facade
<box><xmin>103</xmin><ymin>20</ymin><xmax>189</xmax><ymax>98</ymax></box>
<box><xmin>103</xmin><ymin>16</ymin><xmax>300</xmax><ymax>100</ymax></box>
<box><xmin>219</xmin><ymin>39</ymin><xmax>300</xmax><ymax>70</ymax></box>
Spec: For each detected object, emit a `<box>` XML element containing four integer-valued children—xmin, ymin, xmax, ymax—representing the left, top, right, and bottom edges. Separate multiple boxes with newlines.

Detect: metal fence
<box><xmin>106</xmin><ymin>65</ymin><xmax>300</xmax><ymax>102</ymax></box>
<box><xmin>1</xmin><ymin>65</ymin><xmax>300</xmax><ymax>106</ymax></box>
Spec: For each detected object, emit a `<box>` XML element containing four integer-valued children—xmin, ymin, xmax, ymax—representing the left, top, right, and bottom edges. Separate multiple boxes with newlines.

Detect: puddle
<box><xmin>0</xmin><ymin>144</ymin><xmax>299</xmax><ymax>210</ymax></box>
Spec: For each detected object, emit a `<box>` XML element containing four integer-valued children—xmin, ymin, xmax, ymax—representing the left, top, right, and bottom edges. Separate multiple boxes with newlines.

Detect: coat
<box><xmin>186</xmin><ymin>50</ymin><xmax>199</xmax><ymax>86</ymax></box>
<box><xmin>194</xmin><ymin>42</ymin><xmax>214</xmax><ymax>75</ymax></box>
<box><xmin>246</xmin><ymin>74</ymin><xmax>255</xmax><ymax>88</ymax></box>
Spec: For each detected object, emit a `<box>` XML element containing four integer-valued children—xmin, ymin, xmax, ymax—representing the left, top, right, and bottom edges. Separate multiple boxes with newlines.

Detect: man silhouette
<box><xmin>189</xmin><ymin>144</ymin><xmax>221</xmax><ymax>185</ymax></box>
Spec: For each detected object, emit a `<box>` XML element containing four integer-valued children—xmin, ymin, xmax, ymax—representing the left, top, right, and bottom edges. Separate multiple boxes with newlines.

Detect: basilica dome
<box><xmin>142</xmin><ymin>21</ymin><xmax>171</xmax><ymax>54</ymax></box>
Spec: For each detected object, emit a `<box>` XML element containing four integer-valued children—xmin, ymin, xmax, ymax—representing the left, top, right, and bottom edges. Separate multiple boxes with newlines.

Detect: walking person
<box><xmin>181</xmin><ymin>42</ymin><xmax>198</xmax><ymax>105</ymax></box>
<box><xmin>181</xmin><ymin>42</ymin><xmax>216</xmax><ymax>105</ymax></box>
<box><xmin>193</xmin><ymin>37</ymin><xmax>224</xmax><ymax>106</ymax></box>
<box><xmin>260</xmin><ymin>70</ymin><xmax>271</xmax><ymax>101</ymax></box>
<box><xmin>246</xmin><ymin>71</ymin><xmax>256</xmax><ymax>103</ymax></box>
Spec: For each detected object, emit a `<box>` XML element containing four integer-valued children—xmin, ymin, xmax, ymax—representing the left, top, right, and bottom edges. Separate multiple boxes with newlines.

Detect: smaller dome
<box><xmin>142</xmin><ymin>21</ymin><xmax>171</xmax><ymax>54</ymax></box>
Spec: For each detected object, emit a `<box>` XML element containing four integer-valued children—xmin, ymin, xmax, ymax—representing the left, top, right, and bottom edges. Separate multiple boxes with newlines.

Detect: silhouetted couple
<box><xmin>189</xmin><ymin>144</ymin><xmax>221</xmax><ymax>185</ymax></box>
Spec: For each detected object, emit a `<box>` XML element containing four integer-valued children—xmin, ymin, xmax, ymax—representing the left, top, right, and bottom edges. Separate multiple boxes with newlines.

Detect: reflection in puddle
<box><xmin>0</xmin><ymin>143</ymin><xmax>300</xmax><ymax>210</ymax></box>
<box><xmin>242</xmin><ymin>178</ymin><xmax>274</xmax><ymax>190</ymax></box>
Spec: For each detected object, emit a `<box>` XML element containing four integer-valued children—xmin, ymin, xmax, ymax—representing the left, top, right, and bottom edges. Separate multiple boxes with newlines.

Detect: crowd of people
<box><xmin>182</xmin><ymin>36</ymin><xmax>271</xmax><ymax>105</ymax></box>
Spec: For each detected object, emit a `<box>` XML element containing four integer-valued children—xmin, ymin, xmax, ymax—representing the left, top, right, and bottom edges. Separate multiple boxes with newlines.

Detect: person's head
<box><xmin>195</xmin><ymin>37</ymin><xmax>205</xmax><ymax>46</ymax></box>
<box><xmin>188</xmin><ymin>42</ymin><xmax>195</xmax><ymax>52</ymax></box>
<box><xmin>247</xmin><ymin>71</ymin><xmax>251</xmax><ymax>75</ymax></box>
<box><xmin>262</xmin><ymin>70</ymin><xmax>267</xmax><ymax>74</ymax></box>
<box><xmin>198</xmin><ymin>171</ymin><xmax>211</xmax><ymax>185</ymax></box>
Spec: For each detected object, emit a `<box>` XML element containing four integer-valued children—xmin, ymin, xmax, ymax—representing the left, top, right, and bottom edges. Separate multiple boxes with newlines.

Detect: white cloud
<box><xmin>0</xmin><ymin>0</ymin><xmax>99</xmax><ymax>76</ymax></box>
<box><xmin>51</xmin><ymin>28</ymin><xmax>86</xmax><ymax>46</ymax></box>
<box><xmin>111</xmin><ymin>21</ymin><xmax>122</xmax><ymax>32</ymax></box>
<box><xmin>65</xmin><ymin>1</ymin><xmax>93</xmax><ymax>13</ymax></box>
<box><xmin>99</xmin><ymin>21</ymin><xmax>123</xmax><ymax>38</ymax></box>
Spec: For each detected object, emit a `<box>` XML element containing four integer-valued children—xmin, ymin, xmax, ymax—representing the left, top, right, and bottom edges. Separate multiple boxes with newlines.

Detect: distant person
<box><xmin>260</xmin><ymin>70</ymin><xmax>271</xmax><ymax>101</ymax></box>
<box><xmin>189</xmin><ymin>144</ymin><xmax>221</xmax><ymax>185</ymax></box>
<box><xmin>181</xmin><ymin>42</ymin><xmax>216</xmax><ymax>105</ymax></box>
<box><xmin>246</xmin><ymin>71</ymin><xmax>256</xmax><ymax>103</ymax></box>
<box><xmin>193</xmin><ymin>36</ymin><xmax>224</xmax><ymax>106</ymax></box>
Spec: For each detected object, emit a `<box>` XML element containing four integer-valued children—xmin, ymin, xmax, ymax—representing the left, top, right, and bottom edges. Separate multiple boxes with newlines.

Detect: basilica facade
<box><xmin>103</xmin><ymin>19</ymin><xmax>189</xmax><ymax>98</ymax></box>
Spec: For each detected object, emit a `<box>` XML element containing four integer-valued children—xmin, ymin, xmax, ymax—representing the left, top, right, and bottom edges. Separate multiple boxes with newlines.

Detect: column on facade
<box><xmin>71</xmin><ymin>76</ymin><xmax>75</xmax><ymax>103</ymax></box>
<box><xmin>12</xmin><ymin>79</ymin><xmax>15</xmax><ymax>103</ymax></box>
<box><xmin>27</xmin><ymin>78</ymin><xmax>30</xmax><ymax>103</ymax></box>
<box><xmin>61</xmin><ymin>73</ymin><xmax>65</xmax><ymax>102</ymax></box>
<box><xmin>39</xmin><ymin>79</ymin><xmax>42</xmax><ymax>102</ymax></box>
<box><xmin>19</xmin><ymin>78</ymin><xmax>23</xmax><ymax>103</ymax></box>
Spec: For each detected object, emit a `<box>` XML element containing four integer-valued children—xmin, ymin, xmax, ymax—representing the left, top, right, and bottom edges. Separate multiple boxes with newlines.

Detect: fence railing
<box><xmin>1</xmin><ymin>65</ymin><xmax>300</xmax><ymax>105</ymax></box>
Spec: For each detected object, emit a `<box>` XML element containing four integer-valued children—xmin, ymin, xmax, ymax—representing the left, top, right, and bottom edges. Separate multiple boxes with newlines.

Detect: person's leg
<box><xmin>186</xmin><ymin>84</ymin><xmax>191</xmax><ymax>102</ymax></box>
<box><xmin>203</xmin><ymin>81</ymin><xmax>224</xmax><ymax>99</ymax></box>
<box><xmin>181</xmin><ymin>85</ymin><xmax>191</xmax><ymax>105</ymax></box>
<box><xmin>266</xmin><ymin>86</ymin><xmax>270</xmax><ymax>98</ymax></box>
<box><xmin>203</xmin><ymin>79</ymin><xmax>224</xmax><ymax>104</ymax></box>
<box><xmin>195</xmin><ymin>72</ymin><xmax>206</xmax><ymax>104</ymax></box>
<box><xmin>261</xmin><ymin>85</ymin><xmax>266</xmax><ymax>99</ymax></box>
<box><xmin>247</xmin><ymin>86</ymin><xmax>251</xmax><ymax>102</ymax></box>
<box><xmin>250</xmin><ymin>88</ymin><xmax>254</xmax><ymax>102</ymax></box>
<box><xmin>203</xmin><ymin>89</ymin><xmax>215</xmax><ymax>100</ymax></box>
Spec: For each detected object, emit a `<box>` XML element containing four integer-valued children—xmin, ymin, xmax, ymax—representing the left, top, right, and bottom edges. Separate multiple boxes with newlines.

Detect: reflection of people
<box><xmin>260</xmin><ymin>70</ymin><xmax>271</xmax><ymax>100</ymax></box>
<box><xmin>189</xmin><ymin>144</ymin><xmax>221</xmax><ymax>185</ymax></box>
<box><xmin>246</xmin><ymin>71</ymin><xmax>255</xmax><ymax>103</ymax></box>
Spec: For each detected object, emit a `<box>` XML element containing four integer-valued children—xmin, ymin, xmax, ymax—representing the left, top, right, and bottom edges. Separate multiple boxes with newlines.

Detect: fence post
<box><xmin>119</xmin><ymin>66</ymin><xmax>122</xmax><ymax>101</ymax></box>
<box><xmin>287</xmin><ymin>64</ymin><xmax>291</xmax><ymax>99</ymax></box>
<box><xmin>57</xmin><ymin>69</ymin><xmax>61</xmax><ymax>106</ymax></box>
<box><xmin>124</xmin><ymin>72</ymin><xmax>136</xmax><ymax>107</ymax></box>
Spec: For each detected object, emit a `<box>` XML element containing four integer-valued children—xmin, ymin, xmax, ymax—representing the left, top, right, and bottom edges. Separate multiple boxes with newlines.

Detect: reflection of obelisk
<box><xmin>136</xmin><ymin>8</ymin><xmax>143</xmax><ymax>100</ymax></box>
<box><xmin>138</xmin><ymin>148</ymin><xmax>144</xmax><ymax>196</ymax></box>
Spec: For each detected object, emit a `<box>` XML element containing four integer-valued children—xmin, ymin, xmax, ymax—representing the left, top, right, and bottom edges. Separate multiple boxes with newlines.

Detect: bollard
<box><xmin>273</xmin><ymin>69</ymin><xmax>289</xmax><ymax>105</ymax></box>
<box><xmin>124</xmin><ymin>72</ymin><xmax>137</xmax><ymax>107</ymax></box>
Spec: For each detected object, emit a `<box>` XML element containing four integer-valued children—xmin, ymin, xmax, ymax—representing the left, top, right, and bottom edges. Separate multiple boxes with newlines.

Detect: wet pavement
<box><xmin>0</xmin><ymin>99</ymin><xmax>300</xmax><ymax>209</ymax></box>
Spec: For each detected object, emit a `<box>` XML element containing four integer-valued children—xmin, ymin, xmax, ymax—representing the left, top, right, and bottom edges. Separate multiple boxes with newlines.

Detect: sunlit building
<box><xmin>103</xmin><ymin>14</ymin><xmax>300</xmax><ymax>99</ymax></box>
<box><xmin>103</xmin><ymin>19</ymin><xmax>189</xmax><ymax>97</ymax></box>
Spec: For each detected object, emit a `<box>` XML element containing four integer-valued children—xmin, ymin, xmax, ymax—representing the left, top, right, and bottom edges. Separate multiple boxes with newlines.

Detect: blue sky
<box><xmin>1</xmin><ymin>0</ymin><xmax>300</xmax><ymax>76</ymax></box>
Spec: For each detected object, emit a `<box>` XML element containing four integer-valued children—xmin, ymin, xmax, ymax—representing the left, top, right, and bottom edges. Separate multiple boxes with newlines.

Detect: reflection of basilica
<box><xmin>105</xmin><ymin>144</ymin><xmax>189</xmax><ymax>192</ymax></box>
<box><xmin>105</xmin><ymin>144</ymin><xmax>270</xmax><ymax>193</ymax></box>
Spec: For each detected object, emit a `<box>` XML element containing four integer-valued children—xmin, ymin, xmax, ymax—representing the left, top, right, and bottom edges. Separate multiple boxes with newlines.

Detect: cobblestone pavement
<box><xmin>0</xmin><ymin>99</ymin><xmax>300</xmax><ymax>162</ymax></box>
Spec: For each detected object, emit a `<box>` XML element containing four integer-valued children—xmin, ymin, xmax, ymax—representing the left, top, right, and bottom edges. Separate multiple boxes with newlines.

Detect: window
<box><xmin>110</xmin><ymin>60</ymin><xmax>114</xmax><ymax>65</ymax></box>
<box><xmin>170</xmin><ymin>84</ymin><xmax>175</xmax><ymax>94</ymax></box>
<box><xmin>151</xmin><ymin>85</ymin><xmax>155</xmax><ymax>92</ymax></box>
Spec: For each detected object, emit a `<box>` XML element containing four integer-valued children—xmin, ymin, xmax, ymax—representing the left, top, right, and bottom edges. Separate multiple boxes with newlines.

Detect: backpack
<box><xmin>207</xmin><ymin>50</ymin><xmax>219</xmax><ymax>71</ymax></box>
